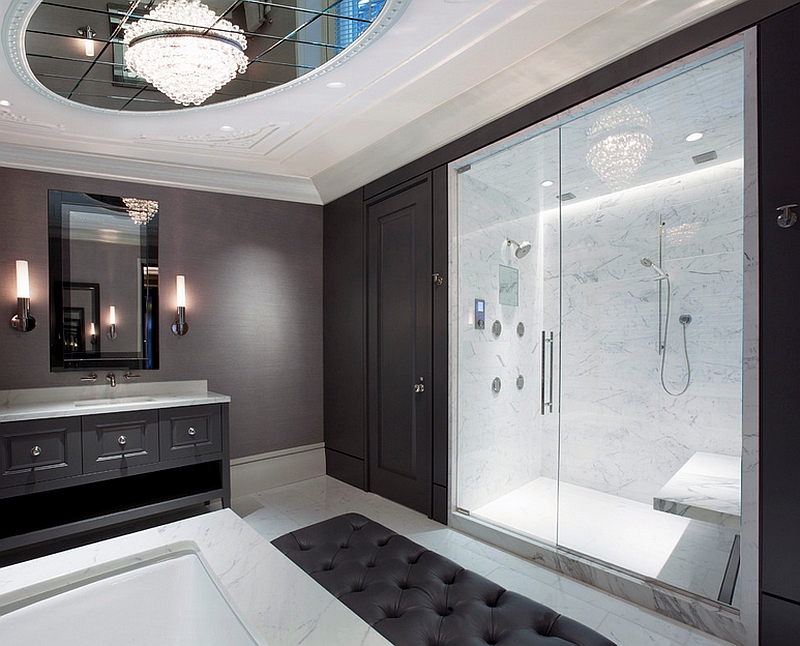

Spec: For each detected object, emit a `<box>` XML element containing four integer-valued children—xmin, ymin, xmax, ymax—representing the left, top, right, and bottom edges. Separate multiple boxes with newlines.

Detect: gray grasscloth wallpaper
<box><xmin>0</xmin><ymin>167</ymin><xmax>323</xmax><ymax>460</ymax></box>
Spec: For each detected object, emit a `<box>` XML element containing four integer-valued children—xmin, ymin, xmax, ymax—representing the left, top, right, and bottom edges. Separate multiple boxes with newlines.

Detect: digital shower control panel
<box><xmin>475</xmin><ymin>299</ymin><xmax>485</xmax><ymax>329</ymax></box>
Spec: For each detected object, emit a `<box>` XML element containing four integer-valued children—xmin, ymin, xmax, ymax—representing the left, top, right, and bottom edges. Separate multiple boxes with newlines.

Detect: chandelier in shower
<box><xmin>123</xmin><ymin>197</ymin><xmax>159</xmax><ymax>225</ymax></box>
<box><xmin>586</xmin><ymin>103</ymin><xmax>653</xmax><ymax>190</ymax></box>
<box><xmin>123</xmin><ymin>0</ymin><xmax>248</xmax><ymax>106</ymax></box>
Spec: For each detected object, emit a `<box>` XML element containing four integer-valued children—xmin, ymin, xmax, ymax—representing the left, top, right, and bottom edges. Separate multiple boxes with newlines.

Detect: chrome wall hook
<box><xmin>777</xmin><ymin>204</ymin><xmax>798</xmax><ymax>228</ymax></box>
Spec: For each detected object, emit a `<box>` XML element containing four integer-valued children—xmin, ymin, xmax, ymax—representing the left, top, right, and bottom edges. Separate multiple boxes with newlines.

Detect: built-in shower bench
<box><xmin>653</xmin><ymin>451</ymin><xmax>741</xmax><ymax>604</ymax></box>
<box><xmin>273</xmin><ymin>513</ymin><xmax>616</xmax><ymax>646</ymax></box>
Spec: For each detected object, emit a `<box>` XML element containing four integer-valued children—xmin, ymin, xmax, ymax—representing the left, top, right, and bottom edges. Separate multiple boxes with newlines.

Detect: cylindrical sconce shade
<box><xmin>16</xmin><ymin>260</ymin><xmax>30</xmax><ymax>299</ymax></box>
<box><xmin>176</xmin><ymin>275</ymin><xmax>186</xmax><ymax>308</ymax></box>
<box><xmin>172</xmin><ymin>275</ymin><xmax>188</xmax><ymax>336</ymax></box>
<box><xmin>11</xmin><ymin>260</ymin><xmax>35</xmax><ymax>332</ymax></box>
<box><xmin>109</xmin><ymin>305</ymin><xmax>116</xmax><ymax>325</ymax></box>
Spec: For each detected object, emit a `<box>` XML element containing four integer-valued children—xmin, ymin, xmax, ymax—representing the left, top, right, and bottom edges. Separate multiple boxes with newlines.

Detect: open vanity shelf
<box><xmin>0</xmin><ymin>383</ymin><xmax>230</xmax><ymax>564</ymax></box>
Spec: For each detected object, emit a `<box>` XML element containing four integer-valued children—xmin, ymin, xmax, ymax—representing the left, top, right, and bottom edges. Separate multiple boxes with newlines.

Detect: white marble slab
<box><xmin>0</xmin><ymin>380</ymin><xmax>231</xmax><ymax>422</ymax></box>
<box><xmin>0</xmin><ymin>509</ymin><xmax>391</xmax><ymax>646</ymax></box>
<box><xmin>653</xmin><ymin>452</ymin><xmax>741</xmax><ymax>528</ymax></box>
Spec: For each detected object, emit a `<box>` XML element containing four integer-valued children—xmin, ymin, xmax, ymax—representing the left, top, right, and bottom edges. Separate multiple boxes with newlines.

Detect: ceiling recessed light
<box><xmin>685</xmin><ymin>132</ymin><xmax>704</xmax><ymax>142</ymax></box>
<box><xmin>219</xmin><ymin>125</ymin><xmax>235</xmax><ymax>132</ymax></box>
<box><xmin>540</xmin><ymin>180</ymin><xmax>554</xmax><ymax>187</ymax></box>
<box><xmin>0</xmin><ymin>100</ymin><xmax>11</xmax><ymax>107</ymax></box>
<box><xmin>326</xmin><ymin>81</ymin><xmax>347</xmax><ymax>89</ymax></box>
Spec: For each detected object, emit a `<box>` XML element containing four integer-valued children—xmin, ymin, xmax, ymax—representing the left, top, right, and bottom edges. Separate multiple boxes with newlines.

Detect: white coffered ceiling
<box><xmin>0</xmin><ymin>0</ymin><xmax>747</xmax><ymax>205</ymax></box>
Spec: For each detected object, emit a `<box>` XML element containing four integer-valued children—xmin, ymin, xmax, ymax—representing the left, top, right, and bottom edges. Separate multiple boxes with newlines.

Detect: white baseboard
<box><xmin>230</xmin><ymin>443</ymin><xmax>326</xmax><ymax>498</ymax></box>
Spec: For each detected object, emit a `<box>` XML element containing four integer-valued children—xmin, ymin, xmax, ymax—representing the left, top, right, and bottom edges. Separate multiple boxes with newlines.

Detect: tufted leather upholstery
<box><xmin>272</xmin><ymin>513</ymin><xmax>615</xmax><ymax>646</ymax></box>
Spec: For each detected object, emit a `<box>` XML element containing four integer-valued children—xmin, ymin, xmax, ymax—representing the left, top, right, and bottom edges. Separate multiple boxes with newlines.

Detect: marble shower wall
<box><xmin>456</xmin><ymin>159</ymin><xmax>743</xmax><ymax>509</ymax></box>
<box><xmin>558</xmin><ymin>160</ymin><xmax>743</xmax><ymax>504</ymax></box>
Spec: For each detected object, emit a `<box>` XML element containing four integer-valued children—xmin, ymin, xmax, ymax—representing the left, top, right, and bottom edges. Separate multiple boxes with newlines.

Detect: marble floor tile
<box><xmin>233</xmin><ymin>476</ymin><xmax>738</xmax><ymax>646</ymax></box>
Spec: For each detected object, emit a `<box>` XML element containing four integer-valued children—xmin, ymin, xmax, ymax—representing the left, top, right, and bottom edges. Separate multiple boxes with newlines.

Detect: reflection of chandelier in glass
<box><xmin>123</xmin><ymin>198</ymin><xmax>159</xmax><ymax>225</ymax></box>
<box><xmin>123</xmin><ymin>0</ymin><xmax>248</xmax><ymax>106</ymax></box>
<box><xmin>586</xmin><ymin>104</ymin><xmax>653</xmax><ymax>190</ymax></box>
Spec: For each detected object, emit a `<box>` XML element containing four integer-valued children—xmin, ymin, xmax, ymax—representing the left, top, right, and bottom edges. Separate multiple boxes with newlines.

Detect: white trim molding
<box><xmin>230</xmin><ymin>442</ymin><xmax>326</xmax><ymax>498</ymax></box>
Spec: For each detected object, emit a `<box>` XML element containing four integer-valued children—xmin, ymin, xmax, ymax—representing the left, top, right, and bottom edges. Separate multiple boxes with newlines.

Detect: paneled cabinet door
<box><xmin>82</xmin><ymin>410</ymin><xmax>160</xmax><ymax>473</ymax></box>
<box><xmin>0</xmin><ymin>417</ymin><xmax>82</xmax><ymax>488</ymax></box>
<box><xmin>159</xmin><ymin>405</ymin><xmax>222</xmax><ymax>461</ymax></box>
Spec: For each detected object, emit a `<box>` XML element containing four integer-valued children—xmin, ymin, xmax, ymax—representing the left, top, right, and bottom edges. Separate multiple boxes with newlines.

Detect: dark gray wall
<box><xmin>0</xmin><ymin>167</ymin><xmax>323</xmax><ymax>460</ymax></box>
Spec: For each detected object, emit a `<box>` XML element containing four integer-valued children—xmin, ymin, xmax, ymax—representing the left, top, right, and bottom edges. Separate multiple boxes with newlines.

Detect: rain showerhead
<box><xmin>507</xmin><ymin>238</ymin><xmax>532</xmax><ymax>259</ymax></box>
<box><xmin>641</xmin><ymin>257</ymin><xmax>668</xmax><ymax>279</ymax></box>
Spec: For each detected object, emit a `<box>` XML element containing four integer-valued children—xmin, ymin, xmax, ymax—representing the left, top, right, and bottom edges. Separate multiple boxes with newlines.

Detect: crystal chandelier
<box><xmin>586</xmin><ymin>104</ymin><xmax>653</xmax><ymax>190</ymax></box>
<box><xmin>123</xmin><ymin>0</ymin><xmax>248</xmax><ymax>106</ymax></box>
<box><xmin>123</xmin><ymin>198</ymin><xmax>159</xmax><ymax>225</ymax></box>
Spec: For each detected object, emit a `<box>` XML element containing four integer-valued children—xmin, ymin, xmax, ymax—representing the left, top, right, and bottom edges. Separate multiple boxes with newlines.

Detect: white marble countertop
<box><xmin>0</xmin><ymin>509</ymin><xmax>391</xmax><ymax>646</ymax></box>
<box><xmin>653</xmin><ymin>451</ymin><xmax>741</xmax><ymax>529</ymax></box>
<box><xmin>0</xmin><ymin>380</ymin><xmax>230</xmax><ymax>422</ymax></box>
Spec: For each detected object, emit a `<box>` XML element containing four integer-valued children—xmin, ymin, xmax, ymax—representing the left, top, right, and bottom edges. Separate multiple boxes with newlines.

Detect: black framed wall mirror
<box><xmin>48</xmin><ymin>190</ymin><xmax>159</xmax><ymax>371</ymax></box>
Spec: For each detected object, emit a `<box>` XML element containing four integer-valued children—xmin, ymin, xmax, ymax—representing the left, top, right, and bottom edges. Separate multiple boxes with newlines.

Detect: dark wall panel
<box><xmin>0</xmin><ymin>167</ymin><xmax>323</xmax><ymax>460</ymax></box>
<box><xmin>759</xmin><ymin>1</ymin><xmax>800</xmax><ymax>612</ymax></box>
<box><xmin>323</xmin><ymin>189</ymin><xmax>366</xmax><ymax>463</ymax></box>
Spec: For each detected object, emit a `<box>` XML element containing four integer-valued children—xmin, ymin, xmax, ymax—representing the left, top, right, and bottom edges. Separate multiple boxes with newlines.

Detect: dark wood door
<box><xmin>760</xmin><ymin>3</ymin><xmax>800</xmax><ymax>639</ymax></box>
<box><xmin>367</xmin><ymin>178</ymin><xmax>433</xmax><ymax>515</ymax></box>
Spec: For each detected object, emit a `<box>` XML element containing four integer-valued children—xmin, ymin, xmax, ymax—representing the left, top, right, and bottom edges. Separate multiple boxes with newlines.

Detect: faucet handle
<box><xmin>80</xmin><ymin>373</ymin><xmax>97</xmax><ymax>383</ymax></box>
<box><xmin>124</xmin><ymin>371</ymin><xmax>142</xmax><ymax>380</ymax></box>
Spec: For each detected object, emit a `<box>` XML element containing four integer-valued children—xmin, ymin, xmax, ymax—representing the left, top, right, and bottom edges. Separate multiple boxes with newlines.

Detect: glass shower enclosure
<box><xmin>451</xmin><ymin>41</ymin><xmax>745</xmax><ymax>606</ymax></box>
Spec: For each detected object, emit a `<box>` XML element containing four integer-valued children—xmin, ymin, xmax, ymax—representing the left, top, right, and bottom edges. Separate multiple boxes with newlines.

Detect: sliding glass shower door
<box><xmin>453</xmin><ymin>41</ymin><xmax>745</xmax><ymax>606</ymax></box>
<box><xmin>454</xmin><ymin>126</ymin><xmax>562</xmax><ymax>546</ymax></box>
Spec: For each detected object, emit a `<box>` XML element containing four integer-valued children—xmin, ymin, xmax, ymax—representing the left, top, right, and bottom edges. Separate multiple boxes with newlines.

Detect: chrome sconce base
<box><xmin>10</xmin><ymin>298</ymin><xmax>35</xmax><ymax>332</ymax></box>
<box><xmin>172</xmin><ymin>306</ymin><xmax>188</xmax><ymax>336</ymax></box>
<box><xmin>107</xmin><ymin>324</ymin><xmax>117</xmax><ymax>340</ymax></box>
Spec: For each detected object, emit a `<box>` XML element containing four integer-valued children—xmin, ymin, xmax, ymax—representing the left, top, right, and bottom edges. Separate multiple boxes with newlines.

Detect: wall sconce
<box><xmin>77</xmin><ymin>25</ymin><xmax>96</xmax><ymax>57</ymax></box>
<box><xmin>10</xmin><ymin>260</ymin><xmax>35</xmax><ymax>332</ymax></box>
<box><xmin>172</xmin><ymin>275</ymin><xmax>188</xmax><ymax>336</ymax></box>
<box><xmin>107</xmin><ymin>305</ymin><xmax>117</xmax><ymax>340</ymax></box>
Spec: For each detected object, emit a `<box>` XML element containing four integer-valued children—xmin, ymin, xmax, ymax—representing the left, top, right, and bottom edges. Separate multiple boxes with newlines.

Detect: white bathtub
<box><xmin>0</xmin><ymin>547</ymin><xmax>264</xmax><ymax>646</ymax></box>
<box><xmin>0</xmin><ymin>509</ymin><xmax>391</xmax><ymax>646</ymax></box>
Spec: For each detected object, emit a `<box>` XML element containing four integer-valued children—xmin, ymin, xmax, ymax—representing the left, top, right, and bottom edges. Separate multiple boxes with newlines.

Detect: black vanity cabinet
<box><xmin>0</xmin><ymin>402</ymin><xmax>230</xmax><ymax>563</ymax></box>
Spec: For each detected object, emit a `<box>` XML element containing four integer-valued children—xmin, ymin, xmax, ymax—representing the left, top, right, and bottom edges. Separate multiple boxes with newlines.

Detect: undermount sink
<box><xmin>74</xmin><ymin>396</ymin><xmax>158</xmax><ymax>407</ymax></box>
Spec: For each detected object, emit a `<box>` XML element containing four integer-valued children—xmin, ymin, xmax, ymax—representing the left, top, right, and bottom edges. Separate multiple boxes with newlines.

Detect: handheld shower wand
<box><xmin>640</xmin><ymin>257</ymin><xmax>691</xmax><ymax>396</ymax></box>
<box><xmin>641</xmin><ymin>257</ymin><xmax>668</xmax><ymax>280</ymax></box>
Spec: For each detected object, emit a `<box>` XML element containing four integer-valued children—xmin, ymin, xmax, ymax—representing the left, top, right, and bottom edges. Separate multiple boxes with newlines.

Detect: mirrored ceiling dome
<box><xmin>18</xmin><ymin>0</ymin><xmax>393</xmax><ymax>112</ymax></box>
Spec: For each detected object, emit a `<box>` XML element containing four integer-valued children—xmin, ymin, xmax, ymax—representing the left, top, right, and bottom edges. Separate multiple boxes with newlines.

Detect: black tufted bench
<box><xmin>272</xmin><ymin>513</ymin><xmax>615</xmax><ymax>646</ymax></box>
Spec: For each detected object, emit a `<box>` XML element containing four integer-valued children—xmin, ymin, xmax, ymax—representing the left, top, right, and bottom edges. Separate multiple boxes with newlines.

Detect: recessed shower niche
<box><xmin>450</xmin><ymin>38</ymin><xmax>747</xmax><ymax>616</ymax></box>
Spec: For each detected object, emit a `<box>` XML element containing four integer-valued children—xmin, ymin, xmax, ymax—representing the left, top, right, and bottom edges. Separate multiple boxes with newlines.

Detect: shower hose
<box><xmin>660</xmin><ymin>275</ymin><xmax>691</xmax><ymax>396</ymax></box>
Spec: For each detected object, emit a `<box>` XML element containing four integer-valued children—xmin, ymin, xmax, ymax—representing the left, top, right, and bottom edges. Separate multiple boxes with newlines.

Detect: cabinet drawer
<box><xmin>159</xmin><ymin>405</ymin><xmax>221</xmax><ymax>461</ymax></box>
<box><xmin>83</xmin><ymin>410</ymin><xmax>159</xmax><ymax>473</ymax></box>
<box><xmin>0</xmin><ymin>418</ymin><xmax>82</xmax><ymax>488</ymax></box>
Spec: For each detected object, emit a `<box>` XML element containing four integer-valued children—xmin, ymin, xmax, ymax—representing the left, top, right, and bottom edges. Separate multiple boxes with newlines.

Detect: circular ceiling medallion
<box><xmin>6</xmin><ymin>0</ymin><xmax>406</xmax><ymax>112</ymax></box>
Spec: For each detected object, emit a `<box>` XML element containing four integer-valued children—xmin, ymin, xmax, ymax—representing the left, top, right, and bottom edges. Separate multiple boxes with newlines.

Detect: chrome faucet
<box><xmin>106</xmin><ymin>372</ymin><xmax>116</xmax><ymax>388</ymax></box>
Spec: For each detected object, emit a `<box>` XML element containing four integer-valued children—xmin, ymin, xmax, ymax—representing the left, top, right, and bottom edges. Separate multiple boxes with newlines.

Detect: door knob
<box><xmin>414</xmin><ymin>377</ymin><xmax>425</xmax><ymax>393</ymax></box>
<box><xmin>777</xmin><ymin>204</ymin><xmax>798</xmax><ymax>228</ymax></box>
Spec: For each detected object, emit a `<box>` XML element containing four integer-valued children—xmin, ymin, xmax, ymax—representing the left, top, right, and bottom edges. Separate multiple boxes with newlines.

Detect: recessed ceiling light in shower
<box><xmin>685</xmin><ymin>132</ymin><xmax>704</xmax><ymax>142</ymax></box>
<box><xmin>541</xmin><ymin>180</ymin><xmax>554</xmax><ymax>187</ymax></box>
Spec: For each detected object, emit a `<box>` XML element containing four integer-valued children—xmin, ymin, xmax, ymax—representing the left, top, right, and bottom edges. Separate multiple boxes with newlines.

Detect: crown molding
<box><xmin>0</xmin><ymin>141</ymin><xmax>322</xmax><ymax>204</ymax></box>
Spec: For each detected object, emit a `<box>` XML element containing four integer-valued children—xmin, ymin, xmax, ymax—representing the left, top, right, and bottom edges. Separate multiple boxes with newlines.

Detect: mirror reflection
<box><xmin>48</xmin><ymin>191</ymin><xmax>159</xmax><ymax>371</ymax></box>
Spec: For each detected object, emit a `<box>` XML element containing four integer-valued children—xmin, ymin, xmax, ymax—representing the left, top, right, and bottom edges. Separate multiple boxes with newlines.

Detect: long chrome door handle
<box><xmin>541</xmin><ymin>331</ymin><xmax>547</xmax><ymax>415</ymax></box>
<box><xmin>541</xmin><ymin>331</ymin><xmax>554</xmax><ymax>414</ymax></box>
<box><xmin>547</xmin><ymin>331</ymin><xmax>554</xmax><ymax>413</ymax></box>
